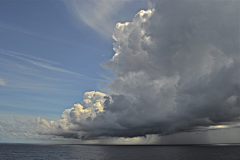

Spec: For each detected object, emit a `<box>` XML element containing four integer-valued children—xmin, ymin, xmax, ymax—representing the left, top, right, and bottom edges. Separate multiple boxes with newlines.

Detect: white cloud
<box><xmin>64</xmin><ymin>0</ymin><xmax>134</xmax><ymax>37</ymax></box>
<box><xmin>36</xmin><ymin>91</ymin><xmax>108</xmax><ymax>139</ymax></box>
<box><xmin>0</xmin><ymin>78</ymin><xmax>7</xmax><ymax>86</ymax></box>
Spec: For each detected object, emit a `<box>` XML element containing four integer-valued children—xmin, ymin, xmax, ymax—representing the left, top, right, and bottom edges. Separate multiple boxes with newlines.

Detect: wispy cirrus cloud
<box><xmin>0</xmin><ymin>23</ymin><xmax>82</xmax><ymax>47</ymax></box>
<box><xmin>64</xmin><ymin>0</ymin><xmax>140</xmax><ymax>37</ymax></box>
<box><xmin>7</xmin><ymin>51</ymin><xmax>59</xmax><ymax>65</ymax></box>
<box><xmin>0</xmin><ymin>50</ymin><xmax>108</xmax><ymax>82</ymax></box>
<box><xmin>64</xmin><ymin>0</ymin><xmax>125</xmax><ymax>36</ymax></box>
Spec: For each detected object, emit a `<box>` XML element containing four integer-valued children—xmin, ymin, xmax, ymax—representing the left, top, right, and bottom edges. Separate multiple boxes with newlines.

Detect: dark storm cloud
<box><xmin>36</xmin><ymin>0</ymin><xmax>240</xmax><ymax>140</ymax></box>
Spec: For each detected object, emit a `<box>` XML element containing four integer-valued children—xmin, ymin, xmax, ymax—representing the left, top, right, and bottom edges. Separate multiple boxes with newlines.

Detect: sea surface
<box><xmin>0</xmin><ymin>143</ymin><xmax>240</xmax><ymax>160</ymax></box>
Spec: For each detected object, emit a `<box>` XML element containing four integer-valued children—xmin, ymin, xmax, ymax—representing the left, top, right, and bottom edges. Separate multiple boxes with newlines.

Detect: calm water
<box><xmin>0</xmin><ymin>143</ymin><xmax>240</xmax><ymax>160</ymax></box>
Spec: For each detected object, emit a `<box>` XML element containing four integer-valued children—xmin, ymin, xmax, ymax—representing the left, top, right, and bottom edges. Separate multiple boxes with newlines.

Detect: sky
<box><xmin>0</xmin><ymin>0</ymin><xmax>240</xmax><ymax>144</ymax></box>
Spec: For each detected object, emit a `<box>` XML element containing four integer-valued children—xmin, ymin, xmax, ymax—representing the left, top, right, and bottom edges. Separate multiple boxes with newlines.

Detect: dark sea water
<box><xmin>0</xmin><ymin>144</ymin><xmax>240</xmax><ymax>160</ymax></box>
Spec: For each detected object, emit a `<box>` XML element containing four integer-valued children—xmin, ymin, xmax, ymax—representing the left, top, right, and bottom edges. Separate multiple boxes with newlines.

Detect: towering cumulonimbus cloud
<box><xmin>37</xmin><ymin>0</ymin><xmax>240</xmax><ymax>140</ymax></box>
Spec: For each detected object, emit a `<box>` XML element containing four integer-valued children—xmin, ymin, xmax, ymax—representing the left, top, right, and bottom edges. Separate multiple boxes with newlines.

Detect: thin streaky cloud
<box><xmin>0</xmin><ymin>23</ymin><xmax>40</xmax><ymax>37</ymax></box>
<box><xmin>0</xmin><ymin>23</ymin><xmax>56</xmax><ymax>42</ymax></box>
<box><xmin>30</xmin><ymin>61</ymin><xmax>109</xmax><ymax>82</ymax></box>
<box><xmin>7</xmin><ymin>51</ymin><xmax>59</xmax><ymax>65</ymax></box>
<box><xmin>3</xmin><ymin>81</ymin><xmax>79</xmax><ymax>95</ymax></box>
<box><xmin>99</xmin><ymin>73</ymin><xmax>113</xmax><ymax>81</ymax></box>
<box><xmin>0</xmin><ymin>51</ymin><xmax>109</xmax><ymax>82</ymax></box>
<box><xmin>0</xmin><ymin>23</ymin><xmax>78</xmax><ymax>46</ymax></box>
<box><xmin>0</xmin><ymin>54</ymin><xmax>102</xmax><ymax>84</ymax></box>
<box><xmin>0</xmin><ymin>23</ymin><xmax>111</xmax><ymax>55</ymax></box>
<box><xmin>64</xmin><ymin>0</ymin><xmax>130</xmax><ymax>37</ymax></box>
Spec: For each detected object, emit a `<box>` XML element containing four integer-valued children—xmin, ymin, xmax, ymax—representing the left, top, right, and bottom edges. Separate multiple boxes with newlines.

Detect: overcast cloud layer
<box><xmin>17</xmin><ymin>0</ymin><xmax>240</xmax><ymax>141</ymax></box>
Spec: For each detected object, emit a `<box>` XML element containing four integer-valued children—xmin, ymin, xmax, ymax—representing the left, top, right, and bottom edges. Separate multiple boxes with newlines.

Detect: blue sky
<box><xmin>0</xmin><ymin>0</ymin><xmax>147</xmax><ymax>123</ymax></box>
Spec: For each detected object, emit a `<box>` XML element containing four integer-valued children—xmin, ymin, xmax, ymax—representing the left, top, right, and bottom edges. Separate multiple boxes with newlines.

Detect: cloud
<box><xmin>0</xmin><ymin>117</ymin><xmax>50</xmax><ymax>142</ymax></box>
<box><xmin>0</xmin><ymin>50</ymin><xmax>108</xmax><ymax>82</ymax></box>
<box><xmin>38</xmin><ymin>0</ymin><xmax>240</xmax><ymax>139</ymax></box>
<box><xmin>35</xmin><ymin>91</ymin><xmax>108</xmax><ymax>139</ymax></box>
<box><xmin>64</xmin><ymin>0</ymin><xmax>134</xmax><ymax>37</ymax></box>
<box><xmin>0</xmin><ymin>78</ymin><xmax>7</xmax><ymax>86</ymax></box>
<box><xmin>3</xmin><ymin>0</ymin><xmax>239</xmax><ymax>142</ymax></box>
<box><xmin>37</xmin><ymin>0</ymin><xmax>240</xmax><ymax>140</ymax></box>
<box><xmin>7</xmin><ymin>51</ymin><xmax>59</xmax><ymax>65</ymax></box>
<box><xmin>0</xmin><ymin>23</ymin><xmax>82</xmax><ymax>46</ymax></box>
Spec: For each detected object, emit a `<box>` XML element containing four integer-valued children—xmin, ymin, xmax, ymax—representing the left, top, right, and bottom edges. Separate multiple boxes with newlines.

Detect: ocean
<box><xmin>0</xmin><ymin>143</ymin><xmax>240</xmax><ymax>160</ymax></box>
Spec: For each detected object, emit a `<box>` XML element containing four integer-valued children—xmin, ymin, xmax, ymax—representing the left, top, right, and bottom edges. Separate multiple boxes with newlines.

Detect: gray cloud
<box><xmin>35</xmin><ymin>0</ymin><xmax>240</xmax><ymax>140</ymax></box>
